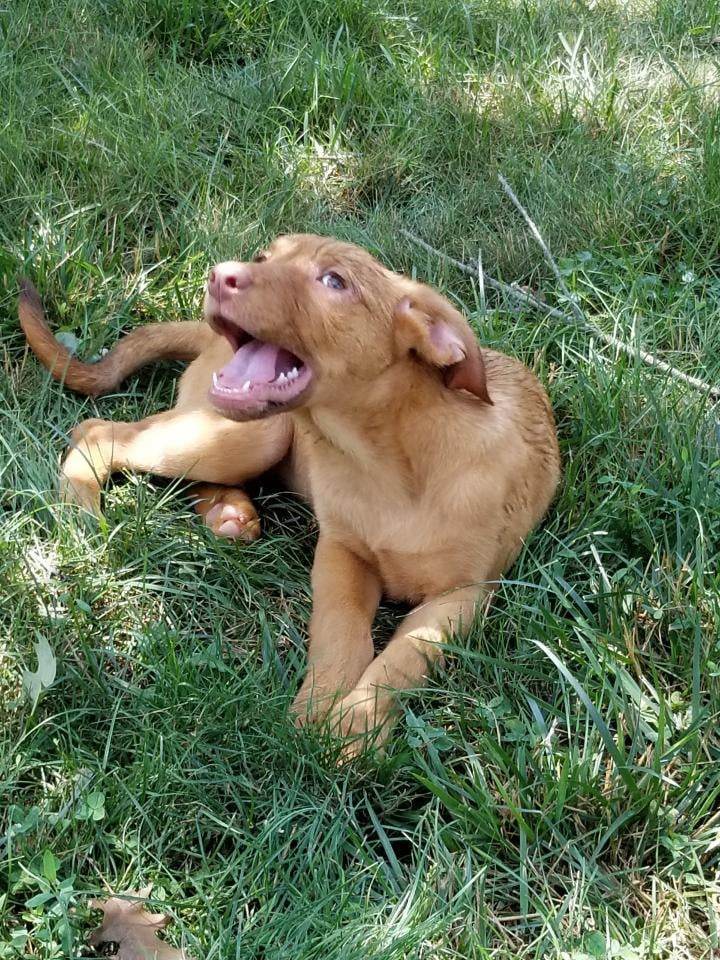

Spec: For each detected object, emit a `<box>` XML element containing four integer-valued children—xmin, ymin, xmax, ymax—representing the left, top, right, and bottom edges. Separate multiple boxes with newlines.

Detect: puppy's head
<box><xmin>205</xmin><ymin>234</ymin><xmax>491</xmax><ymax>421</ymax></box>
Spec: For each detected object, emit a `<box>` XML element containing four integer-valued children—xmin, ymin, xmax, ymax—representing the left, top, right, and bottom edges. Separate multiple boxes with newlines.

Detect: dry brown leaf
<box><xmin>88</xmin><ymin>888</ymin><xmax>188</xmax><ymax>960</ymax></box>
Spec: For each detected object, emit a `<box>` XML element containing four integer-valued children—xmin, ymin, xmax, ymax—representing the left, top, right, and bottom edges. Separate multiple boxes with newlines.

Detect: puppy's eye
<box><xmin>253</xmin><ymin>252</ymin><xmax>268</xmax><ymax>263</ymax></box>
<box><xmin>320</xmin><ymin>271</ymin><xmax>346</xmax><ymax>290</ymax></box>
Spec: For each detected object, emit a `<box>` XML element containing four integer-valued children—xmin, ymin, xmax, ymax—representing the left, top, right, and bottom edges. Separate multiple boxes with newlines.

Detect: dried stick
<box><xmin>399</xmin><ymin>228</ymin><xmax>569</xmax><ymax>320</ymax></box>
<box><xmin>497</xmin><ymin>173</ymin><xmax>588</xmax><ymax>329</ymax></box>
<box><xmin>400</xmin><ymin>198</ymin><xmax>720</xmax><ymax>403</ymax></box>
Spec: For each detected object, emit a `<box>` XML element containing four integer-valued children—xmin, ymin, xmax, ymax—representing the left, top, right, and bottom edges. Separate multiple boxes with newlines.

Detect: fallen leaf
<box><xmin>89</xmin><ymin>889</ymin><xmax>188</xmax><ymax>959</ymax></box>
<box><xmin>22</xmin><ymin>636</ymin><xmax>57</xmax><ymax>707</ymax></box>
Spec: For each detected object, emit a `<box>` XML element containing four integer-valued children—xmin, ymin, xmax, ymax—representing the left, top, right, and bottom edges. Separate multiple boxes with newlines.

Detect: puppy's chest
<box><xmin>310</xmin><ymin>459</ymin><xmax>431</xmax><ymax>546</ymax></box>
<box><xmin>327</xmin><ymin>490</ymin><xmax>436</xmax><ymax>552</ymax></box>
<box><xmin>310</xmin><ymin>461</ymin><xmax>476</xmax><ymax>599</ymax></box>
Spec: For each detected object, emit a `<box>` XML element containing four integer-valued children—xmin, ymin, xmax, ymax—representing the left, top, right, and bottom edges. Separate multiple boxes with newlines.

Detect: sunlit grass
<box><xmin>1</xmin><ymin>1</ymin><xmax>719</xmax><ymax>958</ymax></box>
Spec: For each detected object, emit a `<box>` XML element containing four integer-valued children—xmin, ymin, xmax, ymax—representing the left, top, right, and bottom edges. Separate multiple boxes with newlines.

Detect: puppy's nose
<box><xmin>207</xmin><ymin>262</ymin><xmax>253</xmax><ymax>300</ymax></box>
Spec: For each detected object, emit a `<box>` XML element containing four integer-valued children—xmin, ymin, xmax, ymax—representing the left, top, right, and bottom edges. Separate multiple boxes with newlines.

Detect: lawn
<box><xmin>1</xmin><ymin>0</ymin><xmax>720</xmax><ymax>957</ymax></box>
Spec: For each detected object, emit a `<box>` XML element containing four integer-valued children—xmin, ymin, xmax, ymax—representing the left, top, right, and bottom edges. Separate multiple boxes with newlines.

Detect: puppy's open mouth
<box><xmin>208</xmin><ymin>316</ymin><xmax>313</xmax><ymax>419</ymax></box>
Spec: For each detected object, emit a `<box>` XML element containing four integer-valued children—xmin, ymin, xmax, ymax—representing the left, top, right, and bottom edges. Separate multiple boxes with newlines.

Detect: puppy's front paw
<box><xmin>327</xmin><ymin>686</ymin><xmax>393</xmax><ymax>761</ymax></box>
<box><xmin>60</xmin><ymin>418</ymin><xmax>111</xmax><ymax>516</ymax></box>
<box><xmin>291</xmin><ymin>680</ymin><xmax>337</xmax><ymax>727</ymax></box>
<box><xmin>70</xmin><ymin>418</ymin><xmax>106</xmax><ymax>445</ymax></box>
<box><xmin>59</xmin><ymin>473</ymin><xmax>102</xmax><ymax>515</ymax></box>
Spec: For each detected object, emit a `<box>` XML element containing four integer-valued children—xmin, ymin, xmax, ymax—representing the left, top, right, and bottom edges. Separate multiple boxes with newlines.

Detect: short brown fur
<box><xmin>19</xmin><ymin>235</ymin><xmax>560</xmax><ymax>756</ymax></box>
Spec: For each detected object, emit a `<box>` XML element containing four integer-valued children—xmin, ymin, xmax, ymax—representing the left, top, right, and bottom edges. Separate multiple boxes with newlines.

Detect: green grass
<box><xmin>1</xmin><ymin>0</ymin><xmax>720</xmax><ymax>957</ymax></box>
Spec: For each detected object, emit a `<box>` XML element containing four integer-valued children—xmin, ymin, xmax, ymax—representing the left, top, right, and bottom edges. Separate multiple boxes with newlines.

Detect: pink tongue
<box><xmin>219</xmin><ymin>340</ymin><xmax>281</xmax><ymax>388</ymax></box>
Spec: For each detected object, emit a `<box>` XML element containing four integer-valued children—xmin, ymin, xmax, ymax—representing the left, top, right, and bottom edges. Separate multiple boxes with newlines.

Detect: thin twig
<box><xmin>497</xmin><ymin>172</ymin><xmax>587</xmax><ymax>328</ymax></box>
<box><xmin>400</xmin><ymin>215</ymin><xmax>720</xmax><ymax>403</ymax></box>
<box><xmin>497</xmin><ymin>172</ymin><xmax>720</xmax><ymax>401</ymax></box>
<box><xmin>400</xmin><ymin>228</ymin><xmax>567</xmax><ymax>319</ymax></box>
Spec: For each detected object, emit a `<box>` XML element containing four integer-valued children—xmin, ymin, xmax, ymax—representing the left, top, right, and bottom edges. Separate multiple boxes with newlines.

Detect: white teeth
<box><xmin>288</xmin><ymin>367</ymin><xmax>298</xmax><ymax>381</ymax></box>
<box><xmin>212</xmin><ymin>372</ymin><xmax>255</xmax><ymax>395</ymax></box>
<box><xmin>277</xmin><ymin>372</ymin><xmax>287</xmax><ymax>384</ymax></box>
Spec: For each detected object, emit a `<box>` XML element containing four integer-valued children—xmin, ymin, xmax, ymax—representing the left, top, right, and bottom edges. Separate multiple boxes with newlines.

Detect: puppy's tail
<box><xmin>18</xmin><ymin>279</ymin><xmax>213</xmax><ymax>397</ymax></box>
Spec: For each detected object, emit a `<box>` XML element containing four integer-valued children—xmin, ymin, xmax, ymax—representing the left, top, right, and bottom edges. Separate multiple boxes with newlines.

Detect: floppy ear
<box><xmin>395</xmin><ymin>290</ymin><xmax>493</xmax><ymax>404</ymax></box>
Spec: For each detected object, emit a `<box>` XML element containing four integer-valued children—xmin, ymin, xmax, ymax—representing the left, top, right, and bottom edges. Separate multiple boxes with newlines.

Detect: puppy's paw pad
<box><xmin>217</xmin><ymin>517</ymin><xmax>255</xmax><ymax>539</ymax></box>
<box><xmin>204</xmin><ymin>501</ymin><xmax>261</xmax><ymax>542</ymax></box>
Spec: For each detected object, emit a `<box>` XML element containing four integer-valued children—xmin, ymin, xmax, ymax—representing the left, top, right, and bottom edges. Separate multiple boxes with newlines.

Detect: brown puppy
<box><xmin>19</xmin><ymin>234</ymin><xmax>560</xmax><ymax>756</ymax></box>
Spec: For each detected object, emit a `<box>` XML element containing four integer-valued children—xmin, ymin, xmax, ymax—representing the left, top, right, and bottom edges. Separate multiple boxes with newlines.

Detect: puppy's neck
<box><xmin>297</xmin><ymin>361</ymin><xmax>445</xmax><ymax>474</ymax></box>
